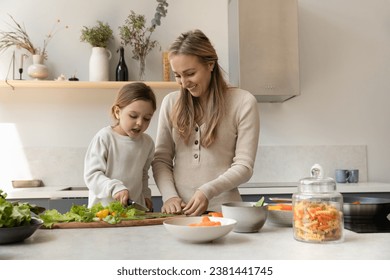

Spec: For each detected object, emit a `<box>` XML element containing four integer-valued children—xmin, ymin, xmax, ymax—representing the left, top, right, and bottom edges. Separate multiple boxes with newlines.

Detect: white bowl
<box><xmin>266</xmin><ymin>203</ymin><xmax>293</xmax><ymax>227</ymax></box>
<box><xmin>221</xmin><ymin>202</ymin><xmax>268</xmax><ymax>233</ymax></box>
<box><xmin>163</xmin><ymin>216</ymin><xmax>237</xmax><ymax>243</ymax></box>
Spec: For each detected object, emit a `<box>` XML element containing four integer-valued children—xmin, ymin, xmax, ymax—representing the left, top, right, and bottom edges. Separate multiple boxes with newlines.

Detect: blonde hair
<box><xmin>169</xmin><ymin>29</ymin><xmax>227</xmax><ymax>147</ymax></box>
<box><xmin>111</xmin><ymin>82</ymin><xmax>156</xmax><ymax>125</ymax></box>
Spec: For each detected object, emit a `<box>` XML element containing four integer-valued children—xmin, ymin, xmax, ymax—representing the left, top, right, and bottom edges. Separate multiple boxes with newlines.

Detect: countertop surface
<box><xmin>5</xmin><ymin>182</ymin><xmax>390</xmax><ymax>200</ymax></box>
<box><xmin>1</xmin><ymin>221</ymin><xmax>389</xmax><ymax>260</ymax></box>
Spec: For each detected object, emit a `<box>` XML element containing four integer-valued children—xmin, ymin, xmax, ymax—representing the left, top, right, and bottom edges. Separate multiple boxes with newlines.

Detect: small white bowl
<box><xmin>266</xmin><ymin>203</ymin><xmax>293</xmax><ymax>227</ymax></box>
<box><xmin>163</xmin><ymin>216</ymin><xmax>237</xmax><ymax>243</ymax></box>
<box><xmin>221</xmin><ymin>202</ymin><xmax>268</xmax><ymax>233</ymax></box>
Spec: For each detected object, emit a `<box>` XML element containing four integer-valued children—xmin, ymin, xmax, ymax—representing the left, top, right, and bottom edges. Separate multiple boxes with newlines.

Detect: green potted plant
<box><xmin>80</xmin><ymin>21</ymin><xmax>114</xmax><ymax>81</ymax></box>
<box><xmin>119</xmin><ymin>0</ymin><xmax>168</xmax><ymax>80</ymax></box>
<box><xmin>80</xmin><ymin>21</ymin><xmax>113</xmax><ymax>48</ymax></box>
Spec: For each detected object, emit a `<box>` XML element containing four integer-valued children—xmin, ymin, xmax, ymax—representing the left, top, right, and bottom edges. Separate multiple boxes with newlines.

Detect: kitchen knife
<box><xmin>127</xmin><ymin>199</ymin><xmax>149</xmax><ymax>212</ymax></box>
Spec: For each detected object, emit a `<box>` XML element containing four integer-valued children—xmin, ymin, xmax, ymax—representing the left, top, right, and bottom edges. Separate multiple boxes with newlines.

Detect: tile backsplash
<box><xmin>5</xmin><ymin>145</ymin><xmax>367</xmax><ymax>188</ymax></box>
<box><xmin>249</xmin><ymin>145</ymin><xmax>367</xmax><ymax>183</ymax></box>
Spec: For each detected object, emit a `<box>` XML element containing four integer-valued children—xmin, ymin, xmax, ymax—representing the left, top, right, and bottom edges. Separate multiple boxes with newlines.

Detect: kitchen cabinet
<box><xmin>228</xmin><ymin>0</ymin><xmax>300</xmax><ymax>102</ymax></box>
<box><xmin>7</xmin><ymin>198</ymin><xmax>50</xmax><ymax>210</ymax></box>
<box><xmin>49</xmin><ymin>198</ymin><xmax>88</xmax><ymax>213</ymax></box>
<box><xmin>8</xmin><ymin>195</ymin><xmax>162</xmax><ymax>214</ymax></box>
<box><xmin>7</xmin><ymin>198</ymin><xmax>88</xmax><ymax>213</ymax></box>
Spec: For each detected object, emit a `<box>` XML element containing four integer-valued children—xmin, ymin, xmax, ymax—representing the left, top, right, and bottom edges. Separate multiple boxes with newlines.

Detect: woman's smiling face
<box><xmin>170</xmin><ymin>54</ymin><xmax>214</xmax><ymax>99</ymax></box>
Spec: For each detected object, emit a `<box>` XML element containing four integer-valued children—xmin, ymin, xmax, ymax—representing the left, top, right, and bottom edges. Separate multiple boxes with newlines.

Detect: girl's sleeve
<box><xmin>84</xmin><ymin>135</ymin><xmax>127</xmax><ymax>199</ymax></box>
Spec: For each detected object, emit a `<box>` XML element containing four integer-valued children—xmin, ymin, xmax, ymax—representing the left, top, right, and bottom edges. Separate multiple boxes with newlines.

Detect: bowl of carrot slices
<box><xmin>163</xmin><ymin>216</ymin><xmax>237</xmax><ymax>243</ymax></box>
<box><xmin>267</xmin><ymin>204</ymin><xmax>293</xmax><ymax>227</ymax></box>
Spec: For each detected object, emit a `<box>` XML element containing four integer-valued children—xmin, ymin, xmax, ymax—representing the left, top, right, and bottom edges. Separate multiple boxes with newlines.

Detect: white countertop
<box><xmin>1</xmin><ymin>222</ymin><xmax>389</xmax><ymax>260</ymax></box>
<box><xmin>5</xmin><ymin>182</ymin><xmax>390</xmax><ymax>200</ymax></box>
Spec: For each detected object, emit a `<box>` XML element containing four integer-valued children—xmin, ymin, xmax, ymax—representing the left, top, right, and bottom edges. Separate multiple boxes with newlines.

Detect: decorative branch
<box><xmin>0</xmin><ymin>14</ymin><xmax>68</xmax><ymax>59</ymax></box>
<box><xmin>118</xmin><ymin>0</ymin><xmax>168</xmax><ymax>61</ymax></box>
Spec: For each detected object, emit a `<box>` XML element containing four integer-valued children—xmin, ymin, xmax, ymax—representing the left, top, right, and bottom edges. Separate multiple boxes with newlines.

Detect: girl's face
<box><xmin>170</xmin><ymin>54</ymin><xmax>214</xmax><ymax>99</ymax></box>
<box><xmin>113</xmin><ymin>100</ymin><xmax>154</xmax><ymax>139</ymax></box>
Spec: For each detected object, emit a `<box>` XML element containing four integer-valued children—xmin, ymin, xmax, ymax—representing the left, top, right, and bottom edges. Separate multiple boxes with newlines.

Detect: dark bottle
<box><xmin>116</xmin><ymin>47</ymin><xmax>128</xmax><ymax>81</ymax></box>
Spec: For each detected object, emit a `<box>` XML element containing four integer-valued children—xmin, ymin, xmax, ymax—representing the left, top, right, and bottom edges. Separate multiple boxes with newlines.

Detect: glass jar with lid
<box><xmin>292</xmin><ymin>164</ymin><xmax>344</xmax><ymax>243</ymax></box>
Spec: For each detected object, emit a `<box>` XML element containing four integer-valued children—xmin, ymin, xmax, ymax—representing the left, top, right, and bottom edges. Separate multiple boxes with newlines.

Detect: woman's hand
<box><xmin>162</xmin><ymin>197</ymin><xmax>186</xmax><ymax>214</ymax></box>
<box><xmin>113</xmin><ymin>189</ymin><xmax>129</xmax><ymax>206</ymax></box>
<box><xmin>183</xmin><ymin>190</ymin><xmax>209</xmax><ymax>216</ymax></box>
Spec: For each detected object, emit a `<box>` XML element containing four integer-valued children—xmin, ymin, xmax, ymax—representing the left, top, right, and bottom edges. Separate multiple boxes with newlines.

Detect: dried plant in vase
<box><xmin>119</xmin><ymin>0</ymin><xmax>168</xmax><ymax>80</ymax></box>
<box><xmin>0</xmin><ymin>14</ymin><xmax>67</xmax><ymax>59</ymax></box>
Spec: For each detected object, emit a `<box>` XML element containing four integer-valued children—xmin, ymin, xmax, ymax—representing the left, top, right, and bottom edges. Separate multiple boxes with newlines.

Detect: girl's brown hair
<box><xmin>111</xmin><ymin>82</ymin><xmax>156</xmax><ymax>124</ymax></box>
<box><xmin>169</xmin><ymin>29</ymin><xmax>227</xmax><ymax>148</ymax></box>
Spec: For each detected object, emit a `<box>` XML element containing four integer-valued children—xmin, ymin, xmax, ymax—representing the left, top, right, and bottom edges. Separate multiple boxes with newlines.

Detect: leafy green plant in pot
<box><xmin>80</xmin><ymin>21</ymin><xmax>114</xmax><ymax>81</ymax></box>
<box><xmin>119</xmin><ymin>0</ymin><xmax>168</xmax><ymax>80</ymax></box>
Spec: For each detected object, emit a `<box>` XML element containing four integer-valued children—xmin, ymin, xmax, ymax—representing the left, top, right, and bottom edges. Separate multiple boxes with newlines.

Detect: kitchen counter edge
<box><xmin>4</xmin><ymin>182</ymin><xmax>390</xmax><ymax>200</ymax></box>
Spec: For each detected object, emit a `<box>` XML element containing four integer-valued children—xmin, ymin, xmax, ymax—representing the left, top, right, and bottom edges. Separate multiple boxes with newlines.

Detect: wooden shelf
<box><xmin>0</xmin><ymin>80</ymin><xmax>179</xmax><ymax>90</ymax></box>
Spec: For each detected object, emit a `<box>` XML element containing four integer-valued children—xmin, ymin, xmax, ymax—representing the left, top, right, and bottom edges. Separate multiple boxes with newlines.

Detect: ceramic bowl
<box><xmin>0</xmin><ymin>217</ymin><xmax>43</xmax><ymax>244</ymax></box>
<box><xmin>221</xmin><ymin>202</ymin><xmax>268</xmax><ymax>233</ymax></box>
<box><xmin>267</xmin><ymin>208</ymin><xmax>293</xmax><ymax>227</ymax></box>
<box><xmin>163</xmin><ymin>216</ymin><xmax>236</xmax><ymax>243</ymax></box>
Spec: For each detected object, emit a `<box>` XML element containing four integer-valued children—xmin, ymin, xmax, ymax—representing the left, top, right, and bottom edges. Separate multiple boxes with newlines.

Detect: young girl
<box><xmin>84</xmin><ymin>82</ymin><xmax>156</xmax><ymax>210</ymax></box>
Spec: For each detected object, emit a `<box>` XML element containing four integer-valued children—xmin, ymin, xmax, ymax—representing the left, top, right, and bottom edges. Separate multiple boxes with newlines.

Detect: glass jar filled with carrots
<box><xmin>292</xmin><ymin>164</ymin><xmax>344</xmax><ymax>243</ymax></box>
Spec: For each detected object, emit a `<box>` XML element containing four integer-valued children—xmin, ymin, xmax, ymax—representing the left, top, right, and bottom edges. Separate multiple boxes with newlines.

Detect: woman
<box><xmin>152</xmin><ymin>29</ymin><xmax>260</xmax><ymax>216</ymax></box>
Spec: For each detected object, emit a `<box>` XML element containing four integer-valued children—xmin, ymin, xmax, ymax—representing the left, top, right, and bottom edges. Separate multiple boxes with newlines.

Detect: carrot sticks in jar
<box><xmin>293</xmin><ymin>200</ymin><xmax>343</xmax><ymax>242</ymax></box>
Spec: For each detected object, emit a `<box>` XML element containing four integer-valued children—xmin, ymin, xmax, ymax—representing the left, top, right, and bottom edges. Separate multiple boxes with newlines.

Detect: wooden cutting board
<box><xmin>44</xmin><ymin>214</ymin><xmax>181</xmax><ymax>229</ymax></box>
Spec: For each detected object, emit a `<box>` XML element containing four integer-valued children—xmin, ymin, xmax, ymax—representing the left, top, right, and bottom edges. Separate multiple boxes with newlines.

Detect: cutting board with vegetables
<box><xmin>38</xmin><ymin>201</ymin><xmax>182</xmax><ymax>229</ymax></box>
<box><xmin>46</xmin><ymin>213</ymin><xmax>178</xmax><ymax>229</ymax></box>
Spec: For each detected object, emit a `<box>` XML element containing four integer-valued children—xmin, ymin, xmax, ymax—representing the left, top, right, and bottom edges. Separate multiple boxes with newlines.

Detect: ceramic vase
<box><xmin>89</xmin><ymin>47</ymin><xmax>112</xmax><ymax>81</ymax></box>
<box><xmin>27</xmin><ymin>55</ymin><xmax>49</xmax><ymax>80</ymax></box>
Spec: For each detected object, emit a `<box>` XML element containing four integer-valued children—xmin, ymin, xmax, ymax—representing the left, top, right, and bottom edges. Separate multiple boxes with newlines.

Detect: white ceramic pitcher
<box><xmin>89</xmin><ymin>47</ymin><xmax>112</xmax><ymax>81</ymax></box>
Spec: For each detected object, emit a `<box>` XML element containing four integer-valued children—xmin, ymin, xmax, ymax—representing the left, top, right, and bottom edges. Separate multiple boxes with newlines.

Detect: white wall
<box><xmin>1</xmin><ymin>0</ymin><xmax>390</xmax><ymax>188</ymax></box>
<box><xmin>259</xmin><ymin>0</ymin><xmax>390</xmax><ymax>183</ymax></box>
<box><xmin>0</xmin><ymin>0</ymin><xmax>229</xmax><ymax>81</ymax></box>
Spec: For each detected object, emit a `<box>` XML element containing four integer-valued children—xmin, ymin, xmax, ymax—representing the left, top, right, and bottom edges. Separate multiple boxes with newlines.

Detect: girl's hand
<box><xmin>145</xmin><ymin>198</ymin><xmax>153</xmax><ymax>212</ymax></box>
<box><xmin>162</xmin><ymin>197</ymin><xmax>186</xmax><ymax>214</ymax></box>
<box><xmin>113</xmin><ymin>189</ymin><xmax>129</xmax><ymax>206</ymax></box>
<box><xmin>183</xmin><ymin>190</ymin><xmax>209</xmax><ymax>216</ymax></box>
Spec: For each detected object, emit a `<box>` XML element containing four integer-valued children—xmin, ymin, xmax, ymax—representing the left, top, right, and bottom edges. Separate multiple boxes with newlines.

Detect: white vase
<box><xmin>28</xmin><ymin>55</ymin><xmax>49</xmax><ymax>80</ymax></box>
<box><xmin>89</xmin><ymin>47</ymin><xmax>112</xmax><ymax>81</ymax></box>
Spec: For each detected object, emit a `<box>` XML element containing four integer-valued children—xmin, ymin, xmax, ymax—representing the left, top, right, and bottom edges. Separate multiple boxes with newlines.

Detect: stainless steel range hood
<box><xmin>228</xmin><ymin>0</ymin><xmax>300</xmax><ymax>103</ymax></box>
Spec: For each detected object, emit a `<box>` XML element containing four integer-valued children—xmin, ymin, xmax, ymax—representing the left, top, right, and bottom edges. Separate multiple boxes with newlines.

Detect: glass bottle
<box><xmin>292</xmin><ymin>164</ymin><xmax>344</xmax><ymax>243</ymax></box>
<box><xmin>116</xmin><ymin>47</ymin><xmax>128</xmax><ymax>81</ymax></box>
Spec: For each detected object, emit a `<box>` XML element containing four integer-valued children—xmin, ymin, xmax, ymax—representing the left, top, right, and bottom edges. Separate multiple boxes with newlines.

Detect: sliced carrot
<box><xmin>268</xmin><ymin>205</ymin><xmax>282</xmax><ymax>211</ymax></box>
<box><xmin>188</xmin><ymin>216</ymin><xmax>221</xmax><ymax>227</ymax></box>
<box><xmin>268</xmin><ymin>204</ymin><xmax>292</xmax><ymax>211</ymax></box>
